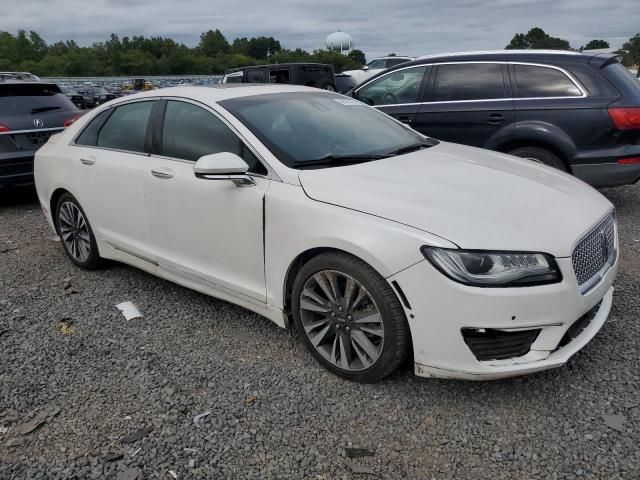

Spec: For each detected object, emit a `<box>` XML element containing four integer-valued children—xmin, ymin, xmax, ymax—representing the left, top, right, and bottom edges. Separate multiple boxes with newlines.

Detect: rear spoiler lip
<box><xmin>588</xmin><ymin>53</ymin><xmax>623</xmax><ymax>69</ymax></box>
<box><xmin>0</xmin><ymin>127</ymin><xmax>64</xmax><ymax>136</ymax></box>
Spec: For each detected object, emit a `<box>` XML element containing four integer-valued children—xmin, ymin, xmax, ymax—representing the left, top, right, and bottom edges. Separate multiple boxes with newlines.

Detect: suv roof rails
<box><xmin>0</xmin><ymin>72</ymin><xmax>41</xmax><ymax>82</ymax></box>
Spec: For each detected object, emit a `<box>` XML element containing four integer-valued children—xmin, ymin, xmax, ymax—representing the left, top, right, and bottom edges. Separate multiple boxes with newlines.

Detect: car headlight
<box><xmin>421</xmin><ymin>247</ymin><xmax>561</xmax><ymax>287</ymax></box>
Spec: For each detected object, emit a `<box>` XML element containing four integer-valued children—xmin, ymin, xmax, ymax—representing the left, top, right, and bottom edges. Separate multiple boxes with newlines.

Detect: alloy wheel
<box><xmin>58</xmin><ymin>201</ymin><xmax>91</xmax><ymax>263</ymax></box>
<box><xmin>299</xmin><ymin>270</ymin><xmax>384</xmax><ymax>371</ymax></box>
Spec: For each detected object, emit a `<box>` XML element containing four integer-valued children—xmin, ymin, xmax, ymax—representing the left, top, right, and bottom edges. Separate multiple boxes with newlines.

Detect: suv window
<box><xmin>367</xmin><ymin>59</ymin><xmax>387</xmax><ymax>69</ymax></box>
<box><xmin>161</xmin><ymin>100</ymin><xmax>267</xmax><ymax>174</ymax></box>
<box><xmin>432</xmin><ymin>63</ymin><xmax>506</xmax><ymax>101</ymax></box>
<box><xmin>357</xmin><ymin>66</ymin><xmax>427</xmax><ymax>106</ymax></box>
<box><xmin>245</xmin><ymin>69</ymin><xmax>267</xmax><ymax>83</ymax></box>
<box><xmin>514</xmin><ymin>64</ymin><xmax>582</xmax><ymax>98</ymax></box>
<box><xmin>386</xmin><ymin>58</ymin><xmax>410</xmax><ymax>68</ymax></box>
<box><xmin>96</xmin><ymin>101</ymin><xmax>153</xmax><ymax>153</ymax></box>
<box><xmin>270</xmin><ymin>68</ymin><xmax>291</xmax><ymax>84</ymax></box>
<box><xmin>0</xmin><ymin>83</ymin><xmax>76</xmax><ymax>116</ymax></box>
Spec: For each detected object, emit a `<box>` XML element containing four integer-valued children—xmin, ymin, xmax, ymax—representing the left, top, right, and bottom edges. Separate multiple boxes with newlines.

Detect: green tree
<box><xmin>348</xmin><ymin>49</ymin><xmax>366</xmax><ymax>65</ymax></box>
<box><xmin>622</xmin><ymin>34</ymin><xmax>640</xmax><ymax>76</ymax></box>
<box><xmin>506</xmin><ymin>27</ymin><xmax>571</xmax><ymax>50</ymax></box>
<box><xmin>247</xmin><ymin>36</ymin><xmax>281</xmax><ymax>60</ymax></box>
<box><xmin>198</xmin><ymin>29</ymin><xmax>230</xmax><ymax>56</ymax></box>
<box><xmin>583</xmin><ymin>39</ymin><xmax>609</xmax><ymax>50</ymax></box>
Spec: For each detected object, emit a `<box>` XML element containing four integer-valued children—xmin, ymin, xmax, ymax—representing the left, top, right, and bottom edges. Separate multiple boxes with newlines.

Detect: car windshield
<box><xmin>219</xmin><ymin>92</ymin><xmax>433</xmax><ymax>168</ymax></box>
<box><xmin>367</xmin><ymin>59</ymin><xmax>387</xmax><ymax>69</ymax></box>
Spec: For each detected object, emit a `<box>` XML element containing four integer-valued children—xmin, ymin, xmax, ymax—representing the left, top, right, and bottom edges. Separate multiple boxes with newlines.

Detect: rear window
<box><xmin>0</xmin><ymin>83</ymin><xmax>75</xmax><ymax>116</ymax></box>
<box><xmin>514</xmin><ymin>65</ymin><xmax>582</xmax><ymax>98</ymax></box>
<box><xmin>246</xmin><ymin>70</ymin><xmax>267</xmax><ymax>83</ymax></box>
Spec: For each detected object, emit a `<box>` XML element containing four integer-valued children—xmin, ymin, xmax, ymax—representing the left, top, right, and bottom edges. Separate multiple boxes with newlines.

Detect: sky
<box><xmin>1</xmin><ymin>0</ymin><xmax>637</xmax><ymax>59</ymax></box>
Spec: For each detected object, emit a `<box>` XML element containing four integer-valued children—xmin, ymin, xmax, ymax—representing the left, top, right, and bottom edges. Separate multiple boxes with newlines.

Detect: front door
<box><xmin>354</xmin><ymin>65</ymin><xmax>430</xmax><ymax>127</ymax></box>
<box><xmin>143</xmin><ymin>99</ymin><xmax>270</xmax><ymax>302</ymax></box>
<box><xmin>414</xmin><ymin>63</ymin><xmax>515</xmax><ymax>148</ymax></box>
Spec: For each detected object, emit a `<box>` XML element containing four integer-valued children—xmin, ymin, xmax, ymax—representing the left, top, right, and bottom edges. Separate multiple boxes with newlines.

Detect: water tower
<box><xmin>326</xmin><ymin>31</ymin><xmax>353</xmax><ymax>54</ymax></box>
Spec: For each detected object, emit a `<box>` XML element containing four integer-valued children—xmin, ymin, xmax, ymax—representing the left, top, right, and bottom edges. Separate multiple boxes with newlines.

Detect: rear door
<box><xmin>415</xmin><ymin>63</ymin><xmax>514</xmax><ymax>148</ymax></box>
<box><xmin>354</xmin><ymin>65</ymin><xmax>430</xmax><ymax>126</ymax></box>
<box><xmin>71</xmin><ymin>100</ymin><xmax>154</xmax><ymax>258</ymax></box>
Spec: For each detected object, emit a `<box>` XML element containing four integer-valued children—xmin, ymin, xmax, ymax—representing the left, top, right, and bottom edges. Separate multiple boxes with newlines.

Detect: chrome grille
<box><xmin>572</xmin><ymin>212</ymin><xmax>616</xmax><ymax>291</ymax></box>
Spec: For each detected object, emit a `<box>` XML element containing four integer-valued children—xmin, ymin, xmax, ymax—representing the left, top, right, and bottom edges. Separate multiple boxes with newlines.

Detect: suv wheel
<box><xmin>508</xmin><ymin>146</ymin><xmax>567</xmax><ymax>172</ymax></box>
<box><xmin>291</xmin><ymin>252</ymin><xmax>409</xmax><ymax>383</ymax></box>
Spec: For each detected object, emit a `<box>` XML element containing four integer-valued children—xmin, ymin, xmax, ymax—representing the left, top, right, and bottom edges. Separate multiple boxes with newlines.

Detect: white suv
<box><xmin>342</xmin><ymin>56</ymin><xmax>415</xmax><ymax>85</ymax></box>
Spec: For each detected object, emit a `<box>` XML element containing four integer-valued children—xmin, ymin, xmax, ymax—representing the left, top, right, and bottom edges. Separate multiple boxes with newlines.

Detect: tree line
<box><xmin>506</xmin><ymin>27</ymin><xmax>640</xmax><ymax>74</ymax></box>
<box><xmin>0</xmin><ymin>27</ymin><xmax>638</xmax><ymax>77</ymax></box>
<box><xmin>0</xmin><ymin>29</ymin><xmax>366</xmax><ymax>77</ymax></box>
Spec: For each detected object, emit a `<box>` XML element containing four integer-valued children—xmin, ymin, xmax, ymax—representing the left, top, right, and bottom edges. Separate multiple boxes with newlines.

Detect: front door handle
<box><xmin>486</xmin><ymin>114</ymin><xmax>505</xmax><ymax>125</ymax></box>
<box><xmin>151</xmin><ymin>168</ymin><xmax>175</xmax><ymax>179</ymax></box>
<box><xmin>397</xmin><ymin>116</ymin><xmax>412</xmax><ymax>124</ymax></box>
<box><xmin>80</xmin><ymin>158</ymin><xmax>95</xmax><ymax>165</ymax></box>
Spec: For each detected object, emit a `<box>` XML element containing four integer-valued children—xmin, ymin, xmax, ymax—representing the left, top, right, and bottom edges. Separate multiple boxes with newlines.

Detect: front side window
<box><xmin>96</xmin><ymin>101</ymin><xmax>153</xmax><ymax>153</ymax></box>
<box><xmin>356</xmin><ymin>66</ymin><xmax>427</xmax><ymax>106</ymax></box>
<box><xmin>432</xmin><ymin>63</ymin><xmax>506</xmax><ymax>101</ymax></box>
<box><xmin>161</xmin><ymin>100</ymin><xmax>266</xmax><ymax>174</ymax></box>
<box><xmin>223</xmin><ymin>72</ymin><xmax>243</xmax><ymax>84</ymax></box>
<box><xmin>366</xmin><ymin>59</ymin><xmax>387</xmax><ymax>69</ymax></box>
<box><xmin>514</xmin><ymin>64</ymin><xmax>582</xmax><ymax>98</ymax></box>
<box><xmin>220</xmin><ymin>92</ymin><xmax>433</xmax><ymax>168</ymax></box>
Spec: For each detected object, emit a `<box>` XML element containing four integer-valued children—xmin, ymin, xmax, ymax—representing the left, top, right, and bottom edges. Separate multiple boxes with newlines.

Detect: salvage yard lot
<box><xmin>1</xmin><ymin>186</ymin><xmax>639</xmax><ymax>479</ymax></box>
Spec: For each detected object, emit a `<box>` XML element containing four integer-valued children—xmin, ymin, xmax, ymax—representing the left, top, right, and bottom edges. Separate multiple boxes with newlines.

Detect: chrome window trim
<box><xmin>355</xmin><ymin>61</ymin><xmax>587</xmax><ymax>106</ymax></box>
<box><xmin>0</xmin><ymin>127</ymin><xmax>64</xmax><ymax>136</ymax></box>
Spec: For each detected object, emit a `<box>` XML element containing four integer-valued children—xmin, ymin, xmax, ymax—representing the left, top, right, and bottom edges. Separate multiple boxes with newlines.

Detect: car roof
<box><xmin>107</xmin><ymin>84</ymin><xmax>324</xmax><ymax>104</ymax></box>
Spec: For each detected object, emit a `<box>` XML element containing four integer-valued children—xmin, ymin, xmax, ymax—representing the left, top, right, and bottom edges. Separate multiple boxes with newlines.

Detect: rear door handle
<box><xmin>486</xmin><ymin>114</ymin><xmax>505</xmax><ymax>124</ymax></box>
<box><xmin>151</xmin><ymin>168</ymin><xmax>174</xmax><ymax>179</ymax></box>
<box><xmin>397</xmin><ymin>116</ymin><xmax>412</xmax><ymax>124</ymax></box>
<box><xmin>80</xmin><ymin>158</ymin><xmax>95</xmax><ymax>165</ymax></box>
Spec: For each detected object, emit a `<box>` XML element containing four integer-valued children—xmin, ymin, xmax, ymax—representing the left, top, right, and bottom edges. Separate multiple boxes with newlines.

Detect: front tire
<box><xmin>55</xmin><ymin>193</ymin><xmax>102</xmax><ymax>269</ymax></box>
<box><xmin>291</xmin><ymin>252</ymin><xmax>409</xmax><ymax>383</ymax></box>
<box><xmin>508</xmin><ymin>146</ymin><xmax>567</xmax><ymax>172</ymax></box>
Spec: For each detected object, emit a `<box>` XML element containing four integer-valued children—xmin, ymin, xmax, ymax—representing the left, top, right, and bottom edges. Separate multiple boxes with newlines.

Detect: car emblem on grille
<box><xmin>33</xmin><ymin>119</ymin><xmax>44</xmax><ymax>128</ymax></box>
<box><xmin>599</xmin><ymin>229</ymin><xmax>609</xmax><ymax>263</ymax></box>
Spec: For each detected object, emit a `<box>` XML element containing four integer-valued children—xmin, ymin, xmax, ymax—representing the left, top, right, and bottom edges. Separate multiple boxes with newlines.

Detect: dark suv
<box><xmin>348</xmin><ymin>50</ymin><xmax>640</xmax><ymax>188</ymax></box>
<box><xmin>0</xmin><ymin>77</ymin><xmax>80</xmax><ymax>188</ymax></box>
<box><xmin>222</xmin><ymin>63</ymin><xmax>336</xmax><ymax>91</ymax></box>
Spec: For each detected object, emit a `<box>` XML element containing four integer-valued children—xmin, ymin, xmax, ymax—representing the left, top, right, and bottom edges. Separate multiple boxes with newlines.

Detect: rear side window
<box><xmin>75</xmin><ymin>109</ymin><xmax>111</xmax><ymax>146</ymax></box>
<box><xmin>432</xmin><ymin>64</ymin><xmax>506</xmax><ymax>101</ymax></box>
<box><xmin>160</xmin><ymin>100</ymin><xmax>267</xmax><ymax>174</ymax></box>
<box><xmin>270</xmin><ymin>69</ymin><xmax>291</xmax><ymax>84</ymax></box>
<box><xmin>0</xmin><ymin>83</ymin><xmax>75</xmax><ymax>116</ymax></box>
<box><xmin>514</xmin><ymin>65</ymin><xmax>582</xmax><ymax>98</ymax></box>
<box><xmin>246</xmin><ymin>69</ymin><xmax>267</xmax><ymax>83</ymax></box>
<box><xmin>96</xmin><ymin>101</ymin><xmax>153</xmax><ymax>153</ymax></box>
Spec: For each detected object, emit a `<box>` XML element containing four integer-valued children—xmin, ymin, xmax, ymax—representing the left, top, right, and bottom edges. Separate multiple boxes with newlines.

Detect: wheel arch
<box><xmin>49</xmin><ymin>187</ymin><xmax>72</xmax><ymax>233</ymax></box>
<box><xmin>281</xmin><ymin>246</ymin><xmax>389</xmax><ymax>329</ymax></box>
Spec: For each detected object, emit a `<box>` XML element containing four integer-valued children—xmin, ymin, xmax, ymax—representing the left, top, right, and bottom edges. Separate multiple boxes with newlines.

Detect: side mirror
<box><xmin>362</xmin><ymin>66</ymin><xmax>369</xmax><ymax>71</ymax></box>
<box><xmin>193</xmin><ymin>152</ymin><xmax>255</xmax><ymax>187</ymax></box>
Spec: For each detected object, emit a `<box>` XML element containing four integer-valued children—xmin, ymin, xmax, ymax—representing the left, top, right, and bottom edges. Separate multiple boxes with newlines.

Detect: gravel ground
<box><xmin>0</xmin><ymin>185</ymin><xmax>639</xmax><ymax>480</ymax></box>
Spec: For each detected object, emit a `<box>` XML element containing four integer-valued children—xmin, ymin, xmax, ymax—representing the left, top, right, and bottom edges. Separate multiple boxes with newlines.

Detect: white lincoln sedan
<box><xmin>34</xmin><ymin>85</ymin><xmax>618</xmax><ymax>382</ymax></box>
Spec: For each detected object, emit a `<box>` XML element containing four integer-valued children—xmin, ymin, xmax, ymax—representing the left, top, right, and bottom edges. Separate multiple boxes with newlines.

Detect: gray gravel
<box><xmin>1</xmin><ymin>185</ymin><xmax>639</xmax><ymax>480</ymax></box>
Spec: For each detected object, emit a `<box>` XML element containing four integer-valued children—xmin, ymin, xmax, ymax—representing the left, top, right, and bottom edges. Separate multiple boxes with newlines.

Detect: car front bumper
<box><xmin>389</xmin><ymin>256</ymin><xmax>617</xmax><ymax>380</ymax></box>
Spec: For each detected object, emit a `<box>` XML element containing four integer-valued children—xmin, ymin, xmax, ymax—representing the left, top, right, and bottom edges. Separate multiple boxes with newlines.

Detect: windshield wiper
<box><xmin>384</xmin><ymin>142</ymin><xmax>433</xmax><ymax>156</ymax></box>
<box><xmin>292</xmin><ymin>154</ymin><xmax>389</xmax><ymax>169</ymax></box>
<box><xmin>31</xmin><ymin>106</ymin><xmax>61</xmax><ymax>114</ymax></box>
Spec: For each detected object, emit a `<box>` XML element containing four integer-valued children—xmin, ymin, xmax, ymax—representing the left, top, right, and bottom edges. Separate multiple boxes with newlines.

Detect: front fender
<box><xmin>264</xmin><ymin>182</ymin><xmax>457</xmax><ymax>311</ymax></box>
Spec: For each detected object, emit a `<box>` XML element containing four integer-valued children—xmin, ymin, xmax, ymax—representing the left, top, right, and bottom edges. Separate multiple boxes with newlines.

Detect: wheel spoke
<box><xmin>351</xmin><ymin>330</ymin><xmax>380</xmax><ymax>362</ymax></box>
<box><xmin>300</xmin><ymin>298</ymin><xmax>330</xmax><ymax>313</ymax></box>
<box><xmin>351</xmin><ymin>337</ymin><xmax>372</xmax><ymax>368</ymax></box>
<box><xmin>310</xmin><ymin>322</ymin><xmax>332</xmax><ymax>348</ymax></box>
<box><xmin>326</xmin><ymin>272</ymin><xmax>342</xmax><ymax>306</ymax></box>
<box><xmin>302</xmin><ymin>288</ymin><xmax>329</xmax><ymax>308</ymax></box>
<box><xmin>358</xmin><ymin>325</ymin><xmax>384</xmax><ymax>337</ymax></box>
<box><xmin>303</xmin><ymin>318</ymin><xmax>330</xmax><ymax>333</ymax></box>
<box><xmin>338</xmin><ymin>331</ymin><xmax>352</xmax><ymax>369</ymax></box>
<box><xmin>313</xmin><ymin>272</ymin><xmax>336</xmax><ymax>304</ymax></box>
<box><xmin>349</xmin><ymin>286</ymin><xmax>367</xmax><ymax>313</ymax></box>
<box><xmin>354</xmin><ymin>312</ymin><xmax>382</xmax><ymax>325</ymax></box>
<box><xmin>343</xmin><ymin>277</ymin><xmax>357</xmax><ymax>310</ymax></box>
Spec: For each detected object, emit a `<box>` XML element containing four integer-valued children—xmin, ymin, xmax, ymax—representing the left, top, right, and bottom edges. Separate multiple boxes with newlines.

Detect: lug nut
<box><xmin>347</xmin><ymin>315</ymin><xmax>352</xmax><ymax>321</ymax></box>
<box><xmin>338</xmin><ymin>306</ymin><xmax>344</xmax><ymax>312</ymax></box>
<box><xmin>330</xmin><ymin>312</ymin><xmax>336</xmax><ymax>317</ymax></box>
<box><xmin>345</xmin><ymin>326</ymin><xmax>351</xmax><ymax>332</ymax></box>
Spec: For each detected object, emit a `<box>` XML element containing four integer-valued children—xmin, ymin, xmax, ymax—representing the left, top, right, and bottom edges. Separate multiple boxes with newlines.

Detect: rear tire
<box><xmin>55</xmin><ymin>193</ymin><xmax>102</xmax><ymax>270</ymax></box>
<box><xmin>291</xmin><ymin>252</ymin><xmax>409</xmax><ymax>383</ymax></box>
<box><xmin>508</xmin><ymin>146</ymin><xmax>567</xmax><ymax>172</ymax></box>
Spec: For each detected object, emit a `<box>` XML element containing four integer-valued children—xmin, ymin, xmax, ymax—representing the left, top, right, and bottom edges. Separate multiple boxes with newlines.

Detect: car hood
<box><xmin>298</xmin><ymin>142</ymin><xmax>613</xmax><ymax>257</ymax></box>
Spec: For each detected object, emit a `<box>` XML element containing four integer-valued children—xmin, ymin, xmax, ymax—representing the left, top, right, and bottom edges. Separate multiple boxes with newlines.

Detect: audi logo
<box><xmin>33</xmin><ymin>119</ymin><xmax>44</xmax><ymax>128</ymax></box>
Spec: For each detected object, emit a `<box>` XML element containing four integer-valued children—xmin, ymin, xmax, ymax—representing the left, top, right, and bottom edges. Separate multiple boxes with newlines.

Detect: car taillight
<box><xmin>64</xmin><ymin>115</ymin><xmax>82</xmax><ymax>128</ymax></box>
<box><xmin>0</xmin><ymin>124</ymin><xmax>10</xmax><ymax>133</ymax></box>
<box><xmin>618</xmin><ymin>157</ymin><xmax>640</xmax><ymax>165</ymax></box>
<box><xmin>608</xmin><ymin>107</ymin><xmax>640</xmax><ymax>130</ymax></box>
